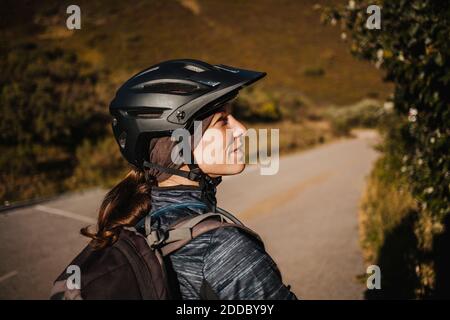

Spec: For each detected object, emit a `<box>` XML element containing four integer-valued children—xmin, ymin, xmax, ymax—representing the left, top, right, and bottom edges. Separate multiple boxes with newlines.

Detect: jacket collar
<box><xmin>137</xmin><ymin>185</ymin><xmax>216</xmax><ymax>232</ymax></box>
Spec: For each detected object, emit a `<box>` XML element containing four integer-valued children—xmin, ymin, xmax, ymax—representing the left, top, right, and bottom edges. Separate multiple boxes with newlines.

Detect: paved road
<box><xmin>0</xmin><ymin>129</ymin><xmax>380</xmax><ymax>299</ymax></box>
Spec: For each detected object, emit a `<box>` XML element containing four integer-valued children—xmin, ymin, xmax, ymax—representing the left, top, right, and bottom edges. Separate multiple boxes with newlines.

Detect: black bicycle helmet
<box><xmin>109</xmin><ymin>59</ymin><xmax>266</xmax><ymax>207</ymax></box>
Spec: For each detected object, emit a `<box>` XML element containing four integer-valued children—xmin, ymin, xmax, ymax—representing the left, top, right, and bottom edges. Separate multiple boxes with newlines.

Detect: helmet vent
<box><xmin>133</xmin><ymin>81</ymin><xmax>204</xmax><ymax>95</ymax></box>
<box><xmin>125</xmin><ymin>107</ymin><xmax>167</xmax><ymax>119</ymax></box>
<box><xmin>184</xmin><ymin>64</ymin><xmax>206</xmax><ymax>73</ymax></box>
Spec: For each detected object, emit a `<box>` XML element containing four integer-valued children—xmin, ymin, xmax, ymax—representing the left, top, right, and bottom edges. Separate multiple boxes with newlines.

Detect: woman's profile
<box><xmin>53</xmin><ymin>59</ymin><xmax>297</xmax><ymax>300</ymax></box>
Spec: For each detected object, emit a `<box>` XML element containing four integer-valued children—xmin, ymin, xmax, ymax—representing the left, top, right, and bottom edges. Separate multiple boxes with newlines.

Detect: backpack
<box><xmin>50</xmin><ymin>212</ymin><xmax>263</xmax><ymax>300</ymax></box>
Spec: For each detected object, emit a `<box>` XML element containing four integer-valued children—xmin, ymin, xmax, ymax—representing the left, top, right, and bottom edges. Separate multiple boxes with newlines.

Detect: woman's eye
<box><xmin>217</xmin><ymin>117</ymin><xmax>228</xmax><ymax>125</ymax></box>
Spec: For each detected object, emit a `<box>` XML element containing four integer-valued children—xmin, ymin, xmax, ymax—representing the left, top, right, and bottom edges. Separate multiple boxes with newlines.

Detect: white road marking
<box><xmin>0</xmin><ymin>271</ymin><xmax>18</xmax><ymax>283</ymax></box>
<box><xmin>35</xmin><ymin>205</ymin><xmax>96</xmax><ymax>224</ymax></box>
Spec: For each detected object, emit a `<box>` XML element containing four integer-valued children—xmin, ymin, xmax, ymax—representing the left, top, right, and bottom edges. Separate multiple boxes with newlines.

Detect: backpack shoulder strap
<box><xmin>146</xmin><ymin>212</ymin><xmax>222</xmax><ymax>246</ymax></box>
<box><xmin>151</xmin><ymin>213</ymin><xmax>264</xmax><ymax>257</ymax></box>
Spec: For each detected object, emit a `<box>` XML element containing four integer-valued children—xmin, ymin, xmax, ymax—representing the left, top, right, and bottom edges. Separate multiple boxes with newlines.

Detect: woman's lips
<box><xmin>233</xmin><ymin>144</ymin><xmax>243</xmax><ymax>153</ymax></box>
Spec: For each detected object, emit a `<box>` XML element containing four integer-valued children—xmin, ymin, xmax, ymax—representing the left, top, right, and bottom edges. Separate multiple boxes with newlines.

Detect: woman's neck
<box><xmin>157</xmin><ymin>165</ymin><xmax>200</xmax><ymax>187</ymax></box>
<box><xmin>157</xmin><ymin>165</ymin><xmax>222</xmax><ymax>188</ymax></box>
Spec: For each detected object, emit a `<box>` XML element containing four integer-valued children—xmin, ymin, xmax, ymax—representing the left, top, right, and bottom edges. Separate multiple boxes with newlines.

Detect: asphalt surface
<box><xmin>0</xmin><ymin>129</ymin><xmax>381</xmax><ymax>299</ymax></box>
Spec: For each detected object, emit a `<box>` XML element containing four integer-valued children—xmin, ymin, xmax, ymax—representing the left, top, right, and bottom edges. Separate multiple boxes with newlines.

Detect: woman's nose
<box><xmin>229</xmin><ymin>115</ymin><xmax>247</xmax><ymax>138</ymax></box>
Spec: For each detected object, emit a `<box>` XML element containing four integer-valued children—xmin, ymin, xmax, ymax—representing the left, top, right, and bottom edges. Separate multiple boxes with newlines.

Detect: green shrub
<box><xmin>65</xmin><ymin>135</ymin><xmax>128</xmax><ymax>190</ymax></box>
<box><xmin>325</xmin><ymin>98</ymin><xmax>387</xmax><ymax>135</ymax></box>
<box><xmin>0</xmin><ymin>42</ymin><xmax>110</xmax><ymax>203</ymax></box>
<box><xmin>230</xmin><ymin>87</ymin><xmax>282</xmax><ymax>122</ymax></box>
<box><xmin>302</xmin><ymin>66</ymin><xmax>325</xmax><ymax>77</ymax></box>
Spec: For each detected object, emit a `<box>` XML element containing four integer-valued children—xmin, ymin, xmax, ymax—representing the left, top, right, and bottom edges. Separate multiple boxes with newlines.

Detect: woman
<box><xmin>82</xmin><ymin>59</ymin><xmax>297</xmax><ymax>300</ymax></box>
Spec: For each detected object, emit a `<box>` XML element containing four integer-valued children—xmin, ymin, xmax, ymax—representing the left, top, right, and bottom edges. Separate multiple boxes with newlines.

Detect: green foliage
<box><xmin>302</xmin><ymin>66</ymin><xmax>326</xmax><ymax>77</ymax></box>
<box><xmin>0</xmin><ymin>43</ymin><xmax>110</xmax><ymax>202</ymax></box>
<box><xmin>0</xmin><ymin>42</ymin><xmax>108</xmax><ymax>147</ymax></box>
<box><xmin>326</xmin><ymin>0</ymin><xmax>450</xmax><ymax>297</ymax></box>
<box><xmin>325</xmin><ymin>98</ymin><xmax>387</xmax><ymax>135</ymax></box>
<box><xmin>65</xmin><ymin>135</ymin><xmax>129</xmax><ymax>190</ymax></box>
<box><xmin>230</xmin><ymin>87</ymin><xmax>282</xmax><ymax>122</ymax></box>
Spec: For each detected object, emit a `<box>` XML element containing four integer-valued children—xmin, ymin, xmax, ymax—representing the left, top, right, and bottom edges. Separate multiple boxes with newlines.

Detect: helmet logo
<box><xmin>176</xmin><ymin>110</ymin><xmax>186</xmax><ymax>122</ymax></box>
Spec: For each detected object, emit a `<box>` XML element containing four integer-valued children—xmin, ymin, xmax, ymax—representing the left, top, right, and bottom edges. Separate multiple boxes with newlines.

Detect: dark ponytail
<box><xmin>81</xmin><ymin>169</ymin><xmax>154</xmax><ymax>249</ymax></box>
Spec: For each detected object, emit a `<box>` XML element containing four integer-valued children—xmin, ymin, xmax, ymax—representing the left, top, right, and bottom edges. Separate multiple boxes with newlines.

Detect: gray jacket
<box><xmin>138</xmin><ymin>185</ymin><xmax>297</xmax><ymax>300</ymax></box>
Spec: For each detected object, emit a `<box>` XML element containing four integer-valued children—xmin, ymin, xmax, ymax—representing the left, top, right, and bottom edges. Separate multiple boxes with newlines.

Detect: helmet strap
<box><xmin>142</xmin><ymin>160</ymin><xmax>221</xmax><ymax>212</ymax></box>
<box><xmin>187</xmin><ymin>162</ymin><xmax>221</xmax><ymax>212</ymax></box>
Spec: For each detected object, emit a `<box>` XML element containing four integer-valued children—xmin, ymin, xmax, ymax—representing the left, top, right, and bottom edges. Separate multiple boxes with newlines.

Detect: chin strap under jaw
<box><xmin>142</xmin><ymin>161</ymin><xmax>222</xmax><ymax>212</ymax></box>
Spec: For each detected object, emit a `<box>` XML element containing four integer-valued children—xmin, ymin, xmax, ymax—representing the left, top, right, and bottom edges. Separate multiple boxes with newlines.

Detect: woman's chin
<box><xmin>236</xmin><ymin>163</ymin><xmax>246</xmax><ymax>174</ymax></box>
<box><xmin>226</xmin><ymin>163</ymin><xmax>246</xmax><ymax>175</ymax></box>
<box><xmin>202</xmin><ymin>163</ymin><xmax>246</xmax><ymax>176</ymax></box>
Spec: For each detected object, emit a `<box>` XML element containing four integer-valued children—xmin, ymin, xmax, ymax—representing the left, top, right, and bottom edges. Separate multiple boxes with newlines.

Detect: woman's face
<box><xmin>193</xmin><ymin>105</ymin><xmax>247</xmax><ymax>177</ymax></box>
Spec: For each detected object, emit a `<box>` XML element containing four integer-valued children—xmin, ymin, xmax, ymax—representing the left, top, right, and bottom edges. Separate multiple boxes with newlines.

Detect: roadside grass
<box><xmin>359</xmin><ymin>154</ymin><xmax>418</xmax><ymax>265</ymax></box>
<box><xmin>357</xmin><ymin>145</ymin><xmax>450</xmax><ymax>298</ymax></box>
<box><xmin>358</xmin><ymin>151</ymin><xmax>426</xmax><ymax>299</ymax></box>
